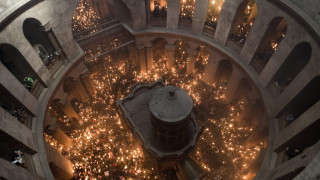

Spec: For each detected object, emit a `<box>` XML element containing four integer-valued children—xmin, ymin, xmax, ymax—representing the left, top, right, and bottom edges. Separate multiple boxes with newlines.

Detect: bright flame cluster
<box><xmin>229</xmin><ymin>0</ymin><xmax>256</xmax><ymax>45</ymax></box>
<box><xmin>179</xmin><ymin>0</ymin><xmax>195</xmax><ymax>22</ymax></box>
<box><xmin>72</xmin><ymin>0</ymin><xmax>102</xmax><ymax>33</ymax></box>
<box><xmin>205</xmin><ymin>0</ymin><xmax>225</xmax><ymax>31</ymax></box>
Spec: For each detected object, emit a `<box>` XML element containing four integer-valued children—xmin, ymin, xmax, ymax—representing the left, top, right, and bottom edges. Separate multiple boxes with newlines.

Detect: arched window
<box><xmin>251</xmin><ymin>17</ymin><xmax>287</xmax><ymax>74</ymax></box>
<box><xmin>268</xmin><ymin>42</ymin><xmax>311</xmax><ymax>96</ymax></box>
<box><xmin>0</xmin><ymin>44</ymin><xmax>39</xmax><ymax>92</ymax></box>
<box><xmin>179</xmin><ymin>0</ymin><xmax>196</xmax><ymax>29</ymax></box>
<box><xmin>203</xmin><ymin>0</ymin><xmax>225</xmax><ymax>36</ymax></box>
<box><xmin>23</xmin><ymin>18</ymin><xmax>62</xmax><ymax>69</ymax></box>
<box><xmin>148</xmin><ymin>0</ymin><xmax>167</xmax><ymax>27</ymax></box>
<box><xmin>228</xmin><ymin>0</ymin><xmax>257</xmax><ymax>46</ymax></box>
<box><xmin>214</xmin><ymin>59</ymin><xmax>233</xmax><ymax>84</ymax></box>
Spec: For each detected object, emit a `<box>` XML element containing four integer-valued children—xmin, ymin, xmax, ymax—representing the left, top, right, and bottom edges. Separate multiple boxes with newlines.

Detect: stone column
<box><xmin>52</xmin><ymin>128</ymin><xmax>73</xmax><ymax>150</ymax></box>
<box><xmin>72</xmin><ymin>80</ymin><xmax>91</xmax><ymax>102</ymax></box>
<box><xmin>239</xmin><ymin>11</ymin><xmax>270</xmax><ymax>64</ymax></box>
<box><xmin>80</xmin><ymin>73</ymin><xmax>96</xmax><ymax>98</ymax></box>
<box><xmin>274</xmin><ymin>63</ymin><xmax>318</xmax><ymax>115</ymax></box>
<box><xmin>61</xmin><ymin>97</ymin><xmax>80</xmax><ymax>121</ymax></box>
<box><xmin>203</xmin><ymin>51</ymin><xmax>222</xmax><ymax>84</ymax></box>
<box><xmin>166</xmin><ymin>44</ymin><xmax>176</xmax><ymax>71</ymax></box>
<box><xmin>0</xmin><ymin>158</ymin><xmax>43</xmax><ymax>180</ymax></box>
<box><xmin>273</xmin><ymin>100</ymin><xmax>320</xmax><ymax>152</ymax></box>
<box><xmin>192</xmin><ymin>0</ymin><xmax>209</xmax><ymax>35</ymax></box>
<box><xmin>45</xmin><ymin>142</ymin><xmax>73</xmax><ymax>179</ymax></box>
<box><xmin>137</xmin><ymin>46</ymin><xmax>147</xmax><ymax>72</ymax></box>
<box><xmin>214</xmin><ymin>0</ymin><xmax>242</xmax><ymax>45</ymax></box>
<box><xmin>43</xmin><ymin>23</ymin><xmax>62</xmax><ymax>52</ymax></box>
<box><xmin>167</xmin><ymin>0</ymin><xmax>180</xmax><ymax>29</ymax></box>
<box><xmin>21</xmin><ymin>39</ymin><xmax>51</xmax><ymax>87</ymax></box>
<box><xmin>223</xmin><ymin>68</ymin><xmax>244</xmax><ymax>103</ymax></box>
<box><xmin>0</xmin><ymin>107</ymin><xmax>37</xmax><ymax>153</ymax></box>
<box><xmin>146</xmin><ymin>46</ymin><xmax>154</xmax><ymax>71</ymax></box>
<box><xmin>265</xmin><ymin>140</ymin><xmax>320</xmax><ymax>180</ymax></box>
<box><xmin>0</xmin><ymin>63</ymin><xmax>39</xmax><ymax>116</ymax></box>
<box><xmin>186</xmin><ymin>48</ymin><xmax>198</xmax><ymax>74</ymax></box>
<box><xmin>128</xmin><ymin>44</ymin><xmax>138</xmax><ymax>65</ymax></box>
<box><xmin>258</xmin><ymin>32</ymin><xmax>296</xmax><ymax>87</ymax></box>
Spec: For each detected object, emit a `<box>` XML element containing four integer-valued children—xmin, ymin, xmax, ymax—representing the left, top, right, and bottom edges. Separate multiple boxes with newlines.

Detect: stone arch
<box><xmin>0</xmin><ymin>43</ymin><xmax>38</xmax><ymax>87</ymax></box>
<box><xmin>114</xmin><ymin>0</ymin><xmax>133</xmax><ymax>28</ymax></box>
<box><xmin>194</xmin><ymin>46</ymin><xmax>209</xmax><ymax>74</ymax></box>
<box><xmin>268</xmin><ymin>42</ymin><xmax>312</xmax><ymax>95</ymax></box>
<box><xmin>228</xmin><ymin>0</ymin><xmax>257</xmax><ymax>46</ymax></box>
<box><xmin>251</xmin><ymin>16</ymin><xmax>287</xmax><ymax>74</ymax></box>
<box><xmin>23</xmin><ymin>18</ymin><xmax>56</xmax><ymax>59</ymax></box>
<box><xmin>214</xmin><ymin>59</ymin><xmax>233</xmax><ymax>84</ymax></box>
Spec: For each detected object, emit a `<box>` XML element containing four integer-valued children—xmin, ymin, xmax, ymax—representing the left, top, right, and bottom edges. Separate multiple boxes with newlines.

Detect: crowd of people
<box><xmin>44</xmin><ymin>37</ymin><xmax>265</xmax><ymax>179</ymax></box>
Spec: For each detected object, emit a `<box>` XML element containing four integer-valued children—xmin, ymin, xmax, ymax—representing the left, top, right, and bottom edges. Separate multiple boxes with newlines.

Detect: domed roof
<box><xmin>149</xmin><ymin>86</ymin><xmax>193</xmax><ymax>123</ymax></box>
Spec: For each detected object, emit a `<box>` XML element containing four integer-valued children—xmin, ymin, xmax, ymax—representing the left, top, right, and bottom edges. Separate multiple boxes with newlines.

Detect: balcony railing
<box><xmin>73</xmin><ymin>19</ymin><xmax>120</xmax><ymax>41</ymax></box>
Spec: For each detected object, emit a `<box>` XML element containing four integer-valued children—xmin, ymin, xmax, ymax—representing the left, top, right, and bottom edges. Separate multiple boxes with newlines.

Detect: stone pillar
<box><xmin>21</xmin><ymin>40</ymin><xmax>51</xmax><ymax>87</ymax></box>
<box><xmin>0</xmin><ymin>158</ymin><xmax>43</xmax><ymax>180</ymax></box>
<box><xmin>192</xmin><ymin>0</ymin><xmax>209</xmax><ymax>35</ymax></box>
<box><xmin>43</xmin><ymin>23</ymin><xmax>62</xmax><ymax>53</ymax></box>
<box><xmin>0</xmin><ymin>107</ymin><xmax>37</xmax><ymax>153</ymax></box>
<box><xmin>137</xmin><ymin>46</ymin><xmax>147</xmax><ymax>72</ymax></box>
<box><xmin>203</xmin><ymin>51</ymin><xmax>222</xmax><ymax>84</ymax></box>
<box><xmin>45</xmin><ymin>142</ymin><xmax>73</xmax><ymax>180</ymax></box>
<box><xmin>258</xmin><ymin>32</ymin><xmax>296</xmax><ymax>87</ymax></box>
<box><xmin>274</xmin><ymin>64</ymin><xmax>318</xmax><ymax>115</ymax></box>
<box><xmin>73</xmin><ymin>80</ymin><xmax>91</xmax><ymax>102</ymax></box>
<box><xmin>186</xmin><ymin>48</ymin><xmax>198</xmax><ymax>74</ymax></box>
<box><xmin>294</xmin><ymin>153</ymin><xmax>320</xmax><ymax>180</ymax></box>
<box><xmin>239</xmin><ymin>12</ymin><xmax>269</xmax><ymax>64</ymax></box>
<box><xmin>80</xmin><ymin>74</ymin><xmax>96</xmax><ymax>98</ymax></box>
<box><xmin>223</xmin><ymin>68</ymin><xmax>244</xmax><ymax>103</ymax></box>
<box><xmin>166</xmin><ymin>44</ymin><xmax>176</xmax><ymax>71</ymax></box>
<box><xmin>273</xmin><ymin>100</ymin><xmax>320</xmax><ymax>152</ymax></box>
<box><xmin>146</xmin><ymin>46</ymin><xmax>154</xmax><ymax>71</ymax></box>
<box><xmin>214</xmin><ymin>0</ymin><xmax>242</xmax><ymax>45</ymax></box>
<box><xmin>122</xmin><ymin>0</ymin><xmax>147</xmax><ymax>30</ymax></box>
<box><xmin>44</xmin><ymin>116</ymin><xmax>73</xmax><ymax>150</ymax></box>
<box><xmin>61</xmin><ymin>97</ymin><xmax>80</xmax><ymax>121</ymax></box>
<box><xmin>167</xmin><ymin>0</ymin><xmax>180</xmax><ymax>29</ymax></box>
<box><xmin>52</xmin><ymin>128</ymin><xmax>73</xmax><ymax>150</ymax></box>
<box><xmin>0</xmin><ymin>63</ymin><xmax>39</xmax><ymax>116</ymax></box>
<box><xmin>128</xmin><ymin>44</ymin><xmax>138</xmax><ymax>65</ymax></box>
<box><xmin>265</xmin><ymin>140</ymin><xmax>320</xmax><ymax>180</ymax></box>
